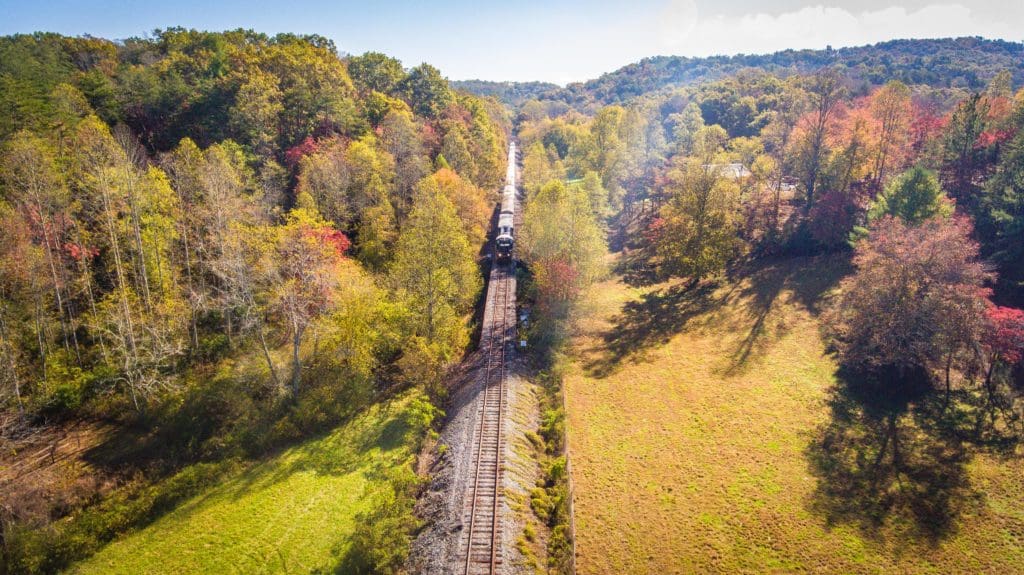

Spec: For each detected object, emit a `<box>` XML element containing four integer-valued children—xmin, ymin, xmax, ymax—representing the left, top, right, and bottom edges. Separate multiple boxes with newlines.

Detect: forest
<box><xmin>0</xmin><ymin>29</ymin><xmax>516</xmax><ymax>574</ymax></box>
<box><xmin>1</xmin><ymin>27</ymin><xmax>1024</xmax><ymax>575</ymax></box>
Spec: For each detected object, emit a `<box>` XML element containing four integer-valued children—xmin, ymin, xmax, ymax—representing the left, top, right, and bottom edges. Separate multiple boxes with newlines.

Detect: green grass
<box><xmin>70</xmin><ymin>393</ymin><xmax>423</xmax><ymax>575</ymax></box>
<box><xmin>564</xmin><ymin>255</ymin><xmax>1024</xmax><ymax>574</ymax></box>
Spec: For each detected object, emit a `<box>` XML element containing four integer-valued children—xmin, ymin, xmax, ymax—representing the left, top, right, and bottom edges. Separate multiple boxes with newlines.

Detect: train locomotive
<box><xmin>495</xmin><ymin>142</ymin><xmax>517</xmax><ymax>261</ymax></box>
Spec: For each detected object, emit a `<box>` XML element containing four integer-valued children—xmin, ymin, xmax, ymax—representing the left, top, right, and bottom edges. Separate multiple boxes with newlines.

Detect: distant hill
<box><xmin>457</xmin><ymin>37</ymin><xmax>1024</xmax><ymax>107</ymax></box>
<box><xmin>451</xmin><ymin>79</ymin><xmax>562</xmax><ymax>107</ymax></box>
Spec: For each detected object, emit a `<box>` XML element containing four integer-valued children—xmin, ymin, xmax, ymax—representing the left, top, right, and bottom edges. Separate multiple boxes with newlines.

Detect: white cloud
<box><xmin>656</xmin><ymin>3</ymin><xmax>1020</xmax><ymax>57</ymax></box>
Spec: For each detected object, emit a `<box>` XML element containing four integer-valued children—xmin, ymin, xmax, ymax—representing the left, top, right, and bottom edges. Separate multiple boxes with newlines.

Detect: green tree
<box><xmin>867</xmin><ymin>167</ymin><xmax>954</xmax><ymax>225</ymax></box>
<box><xmin>655</xmin><ymin>126</ymin><xmax>743</xmax><ymax>282</ymax></box>
<box><xmin>979</xmin><ymin>112</ymin><xmax>1024</xmax><ymax>300</ymax></box>
<box><xmin>388</xmin><ymin>177</ymin><xmax>479</xmax><ymax>354</ymax></box>
<box><xmin>942</xmin><ymin>93</ymin><xmax>989</xmax><ymax>209</ymax></box>
<box><xmin>229</xmin><ymin>70</ymin><xmax>283</xmax><ymax>158</ymax></box>
<box><xmin>399</xmin><ymin>63</ymin><xmax>453</xmax><ymax>119</ymax></box>
<box><xmin>347</xmin><ymin>52</ymin><xmax>406</xmax><ymax>95</ymax></box>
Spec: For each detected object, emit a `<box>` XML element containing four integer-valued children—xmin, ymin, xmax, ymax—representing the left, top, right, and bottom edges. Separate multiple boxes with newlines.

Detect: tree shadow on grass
<box><xmin>614</xmin><ymin>246</ymin><xmax>661</xmax><ymax>288</ymax></box>
<box><xmin>583</xmin><ymin>281</ymin><xmax>722</xmax><ymax>378</ymax></box>
<box><xmin>806</xmin><ymin>365</ymin><xmax>984</xmax><ymax>545</ymax></box>
<box><xmin>224</xmin><ymin>407</ymin><xmax>413</xmax><ymax>499</ymax></box>
<box><xmin>721</xmin><ymin>255</ymin><xmax>849</xmax><ymax>375</ymax></box>
<box><xmin>589</xmin><ymin>255</ymin><xmax>850</xmax><ymax>379</ymax></box>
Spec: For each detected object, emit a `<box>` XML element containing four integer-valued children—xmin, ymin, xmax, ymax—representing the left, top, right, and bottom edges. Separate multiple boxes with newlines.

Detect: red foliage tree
<box><xmin>284</xmin><ymin>136</ymin><xmax>320</xmax><ymax>169</ymax></box>
<box><xmin>825</xmin><ymin>215</ymin><xmax>994</xmax><ymax>378</ymax></box>
<box><xmin>985</xmin><ymin>305</ymin><xmax>1024</xmax><ymax>365</ymax></box>
<box><xmin>808</xmin><ymin>187</ymin><xmax>869</xmax><ymax>250</ymax></box>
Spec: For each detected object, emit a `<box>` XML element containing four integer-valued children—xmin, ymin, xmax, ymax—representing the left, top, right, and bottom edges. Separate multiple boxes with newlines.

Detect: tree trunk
<box><xmin>291</xmin><ymin>326</ymin><xmax>303</xmax><ymax>396</ymax></box>
<box><xmin>257</xmin><ymin>321</ymin><xmax>280</xmax><ymax>390</ymax></box>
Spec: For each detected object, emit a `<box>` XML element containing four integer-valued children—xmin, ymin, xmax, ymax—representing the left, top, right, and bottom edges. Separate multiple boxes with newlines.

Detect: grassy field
<box><xmin>69</xmin><ymin>393</ymin><xmax>423</xmax><ymax>575</ymax></box>
<box><xmin>564</xmin><ymin>255</ymin><xmax>1024</xmax><ymax>574</ymax></box>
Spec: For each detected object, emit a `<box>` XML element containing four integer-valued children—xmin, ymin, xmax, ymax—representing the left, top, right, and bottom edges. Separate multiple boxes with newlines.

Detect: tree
<box><xmin>668</xmin><ymin>102</ymin><xmax>705</xmax><ymax>156</ymax></box>
<box><xmin>521</xmin><ymin>141</ymin><xmax>561</xmax><ymax>195</ymax></box>
<box><xmin>869</xmin><ymin>81</ymin><xmax>912</xmax><ymax>188</ymax></box>
<box><xmin>794</xmin><ymin>68</ymin><xmax>845</xmax><ymax>213</ymax></box>
<box><xmin>271</xmin><ymin>209</ymin><xmax>350</xmax><ymax>395</ymax></box>
<box><xmin>0</xmin><ymin>201</ymin><xmax>47</xmax><ymax>409</ymax></box>
<box><xmin>388</xmin><ymin>178</ymin><xmax>479</xmax><ymax>354</ymax></box>
<box><xmin>520</xmin><ymin>180</ymin><xmax>606</xmax><ymax>306</ymax></box>
<box><xmin>380</xmin><ymin>109</ymin><xmax>429</xmax><ymax>211</ymax></box>
<box><xmin>825</xmin><ymin>216</ymin><xmax>992</xmax><ymax>379</ymax></box>
<box><xmin>864</xmin><ymin>166</ymin><xmax>953</xmax><ymax>226</ymax></box>
<box><xmin>229</xmin><ymin>70</ymin><xmax>283</xmax><ymax>158</ymax></box>
<box><xmin>399</xmin><ymin>63</ymin><xmax>452</xmax><ymax>119</ymax></box>
<box><xmin>347</xmin><ymin>52</ymin><xmax>405</xmax><ymax>95</ymax></box>
<box><xmin>978</xmin><ymin>114</ymin><xmax>1024</xmax><ymax>302</ymax></box>
<box><xmin>431</xmin><ymin>168</ymin><xmax>490</xmax><ymax>248</ymax></box>
<box><xmin>985</xmin><ymin>306</ymin><xmax>1024</xmax><ymax>366</ymax></box>
<box><xmin>654</xmin><ymin>126</ymin><xmax>743</xmax><ymax>282</ymax></box>
<box><xmin>0</xmin><ymin>130</ymin><xmax>77</xmax><ymax>359</ymax></box>
<box><xmin>439</xmin><ymin>122</ymin><xmax>476</xmax><ymax>183</ymax></box>
<box><xmin>355</xmin><ymin>188</ymin><xmax>397</xmax><ymax>271</ymax></box>
<box><xmin>942</xmin><ymin>93</ymin><xmax>989</xmax><ymax>210</ymax></box>
<box><xmin>295</xmin><ymin>139</ymin><xmax>351</xmax><ymax>228</ymax></box>
<box><xmin>68</xmin><ymin>117</ymin><xmax>188</xmax><ymax>411</ymax></box>
<box><xmin>345</xmin><ymin>136</ymin><xmax>395</xmax><ymax>219</ymax></box>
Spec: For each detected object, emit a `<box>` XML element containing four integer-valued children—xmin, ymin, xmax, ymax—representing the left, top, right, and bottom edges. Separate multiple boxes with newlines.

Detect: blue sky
<box><xmin>1</xmin><ymin>1</ymin><xmax>1021</xmax><ymax>83</ymax></box>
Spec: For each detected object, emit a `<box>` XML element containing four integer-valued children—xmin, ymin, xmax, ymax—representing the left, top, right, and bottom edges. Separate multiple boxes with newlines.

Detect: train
<box><xmin>495</xmin><ymin>142</ymin><xmax>516</xmax><ymax>261</ymax></box>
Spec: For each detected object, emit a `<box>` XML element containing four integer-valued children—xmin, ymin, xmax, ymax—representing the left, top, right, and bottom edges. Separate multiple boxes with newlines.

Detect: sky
<box><xmin>1</xmin><ymin>0</ymin><xmax>1021</xmax><ymax>84</ymax></box>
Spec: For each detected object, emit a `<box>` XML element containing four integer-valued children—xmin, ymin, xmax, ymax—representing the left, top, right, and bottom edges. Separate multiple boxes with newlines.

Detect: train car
<box><xmin>495</xmin><ymin>184</ymin><xmax>515</xmax><ymax>260</ymax></box>
<box><xmin>496</xmin><ymin>143</ymin><xmax>516</xmax><ymax>261</ymax></box>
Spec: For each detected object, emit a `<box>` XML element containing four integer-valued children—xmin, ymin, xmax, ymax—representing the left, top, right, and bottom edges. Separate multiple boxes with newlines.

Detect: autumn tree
<box><xmin>70</xmin><ymin>117</ymin><xmax>188</xmax><ymax>411</ymax></box>
<box><xmin>380</xmin><ymin>109</ymin><xmax>430</xmax><ymax>211</ymax></box>
<box><xmin>521</xmin><ymin>140</ymin><xmax>563</xmax><ymax>195</ymax></box>
<box><xmin>431</xmin><ymin>167</ymin><xmax>490</xmax><ymax>248</ymax></box>
<box><xmin>869</xmin><ymin>81</ymin><xmax>912</xmax><ymax>188</ymax></box>
<box><xmin>983</xmin><ymin>306</ymin><xmax>1024</xmax><ymax>397</ymax></box>
<box><xmin>654</xmin><ymin>126</ymin><xmax>744</xmax><ymax>282</ymax></box>
<box><xmin>295</xmin><ymin>139</ymin><xmax>351</xmax><ymax>227</ymax></box>
<box><xmin>826</xmin><ymin>216</ymin><xmax>992</xmax><ymax>381</ymax></box>
<box><xmin>520</xmin><ymin>179</ymin><xmax>606</xmax><ymax>306</ymax></box>
<box><xmin>0</xmin><ymin>131</ymin><xmax>76</xmax><ymax>358</ymax></box>
<box><xmin>270</xmin><ymin>209</ymin><xmax>350</xmax><ymax>395</ymax></box>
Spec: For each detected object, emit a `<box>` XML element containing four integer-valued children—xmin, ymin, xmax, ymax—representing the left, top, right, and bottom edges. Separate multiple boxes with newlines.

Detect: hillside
<box><xmin>70</xmin><ymin>392</ymin><xmax>425</xmax><ymax>574</ymax></box>
<box><xmin>456</xmin><ymin>37</ymin><xmax>1024</xmax><ymax>107</ymax></box>
<box><xmin>0</xmin><ymin>28</ymin><xmax>503</xmax><ymax>574</ymax></box>
<box><xmin>450</xmin><ymin>79</ymin><xmax>561</xmax><ymax>107</ymax></box>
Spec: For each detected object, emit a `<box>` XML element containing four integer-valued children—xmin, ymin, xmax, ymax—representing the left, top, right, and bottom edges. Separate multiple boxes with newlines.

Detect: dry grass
<box><xmin>564</xmin><ymin>255</ymin><xmax>1024</xmax><ymax>574</ymax></box>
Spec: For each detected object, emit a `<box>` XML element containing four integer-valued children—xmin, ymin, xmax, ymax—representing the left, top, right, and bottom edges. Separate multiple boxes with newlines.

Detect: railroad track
<box><xmin>462</xmin><ymin>258</ymin><xmax>514</xmax><ymax>575</ymax></box>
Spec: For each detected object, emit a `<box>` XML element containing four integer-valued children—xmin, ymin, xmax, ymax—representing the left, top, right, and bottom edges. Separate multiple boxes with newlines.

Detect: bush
<box><xmin>196</xmin><ymin>333</ymin><xmax>230</xmax><ymax>362</ymax></box>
